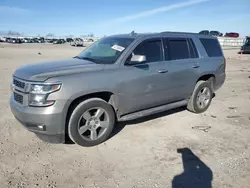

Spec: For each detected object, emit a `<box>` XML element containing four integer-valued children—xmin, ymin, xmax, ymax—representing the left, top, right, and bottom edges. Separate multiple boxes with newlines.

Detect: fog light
<box><xmin>29</xmin><ymin>94</ymin><xmax>54</xmax><ymax>107</ymax></box>
<box><xmin>34</xmin><ymin>95</ymin><xmax>44</xmax><ymax>102</ymax></box>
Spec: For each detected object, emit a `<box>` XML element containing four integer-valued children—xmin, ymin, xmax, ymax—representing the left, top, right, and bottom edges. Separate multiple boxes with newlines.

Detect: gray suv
<box><xmin>10</xmin><ymin>32</ymin><xmax>226</xmax><ymax>147</ymax></box>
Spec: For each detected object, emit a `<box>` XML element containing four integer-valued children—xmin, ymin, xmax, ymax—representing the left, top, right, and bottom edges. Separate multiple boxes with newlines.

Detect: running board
<box><xmin>119</xmin><ymin>100</ymin><xmax>188</xmax><ymax>121</ymax></box>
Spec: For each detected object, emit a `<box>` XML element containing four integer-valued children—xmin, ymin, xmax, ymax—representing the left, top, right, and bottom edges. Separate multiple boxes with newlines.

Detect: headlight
<box><xmin>29</xmin><ymin>83</ymin><xmax>61</xmax><ymax>107</ymax></box>
<box><xmin>30</xmin><ymin>83</ymin><xmax>61</xmax><ymax>94</ymax></box>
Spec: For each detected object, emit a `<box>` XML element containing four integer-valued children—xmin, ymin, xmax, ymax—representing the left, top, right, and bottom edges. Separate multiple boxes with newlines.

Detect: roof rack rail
<box><xmin>161</xmin><ymin>31</ymin><xmax>198</xmax><ymax>35</ymax></box>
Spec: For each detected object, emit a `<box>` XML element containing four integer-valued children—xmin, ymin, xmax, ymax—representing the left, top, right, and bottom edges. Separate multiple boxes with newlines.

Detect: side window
<box><xmin>188</xmin><ymin>39</ymin><xmax>199</xmax><ymax>58</ymax></box>
<box><xmin>168</xmin><ymin>39</ymin><xmax>190</xmax><ymax>60</ymax></box>
<box><xmin>130</xmin><ymin>39</ymin><xmax>163</xmax><ymax>63</ymax></box>
<box><xmin>199</xmin><ymin>38</ymin><xmax>223</xmax><ymax>57</ymax></box>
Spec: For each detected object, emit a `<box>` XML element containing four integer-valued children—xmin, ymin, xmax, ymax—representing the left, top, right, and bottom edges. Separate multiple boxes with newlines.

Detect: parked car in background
<box><xmin>209</xmin><ymin>31</ymin><xmax>223</xmax><ymax>37</ymax></box>
<box><xmin>10</xmin><ymin>31</ymin><xmax>226</xmax><ymax>147</ymax></box>
<box><xmin>1</xmin><ymin>37</ymin><xmax>7</xmax><ymax>42</ymax></box>
<box><xmin>30</xmin><ymin>38</ymin><xmax>38</xmax><ymax>43</ymax></box>
<box><xmin>30</xmin><ymin>38</ymin><xmax>37</xmax><ymax>43</ymax></box>
<box><xmin>53</xmin><ymin>39</ymin><xmax>65</xmax><ymax>44</ymax></box>
<box><xmin>5</xmin><ymin>37</ymin><xmax>12</xmax><ymax>42</ymax></box>
<box><xmin>199</xmin><ymin>30</ymin><xmax>223</xmax><ymax>37</ymax></box>
<box><xmin>39</xmin><ymin>37</ymin><xmax>45</xmax><ymax>43</ymax></box>
<box><xmin>53</xmin><ymin>39</ymin><xmax>61</xmax><ymax>44</ymax></box>
<box><xmin>224</xmin><ymin>32</ymin><xmax>239</xmax><ymax>38</ymax></box>
<box><xmin>83</xmin><ymin>38</ymin><xmax>95</xmax><ymax>42</ymax></box>
<box><xmin>87</xmin><ymin>38</ymin><xmax>94</xmax><ymax>42</ymax></box>
<box><xmin>9</xmin><ymin>38</ymin><xmax>22</xmax><ymax>44</ymax></box>
<box><xmin>199</xmin><ymin>30</ymin><xmax>209</xmax><ymax>35</ymax></box>
<box><xmin>33</xmin><ymin>38</ymin><xmax>44</xmax><ymax>43</ymax></box>
<box><xmin>70</xmin><ymin>38</ymin><xmax>84</xmax><ymax>46</ymax></box>
<box><xmin>66</xmin><ymin>38</ymin><xmax>74</xmax><ymax>42</ymax></box>
<box><xmin>22</xmin><ymin>38</ymin><xmax>30</xmax><ymax>43</ymax></box>
<box><xmin>20</xmin><ymin>38</ymin><xmax>33</xmax><ymax>43</ymax></box>
<box><xmin>241</xmin><ymin>37</ymin><xmax>250</xmax><ymax>54</ymax></box>
<box><xmin>45</xmin><ymin>39</ymin><xmax>54</xmax><ymax>43</ymax></box>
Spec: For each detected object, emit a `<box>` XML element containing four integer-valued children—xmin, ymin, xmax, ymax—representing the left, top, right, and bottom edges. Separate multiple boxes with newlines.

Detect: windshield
<box><xmin>77</xmin><ymin>37</ymin><xmax>134</xmax><ymax>64</ymax></box>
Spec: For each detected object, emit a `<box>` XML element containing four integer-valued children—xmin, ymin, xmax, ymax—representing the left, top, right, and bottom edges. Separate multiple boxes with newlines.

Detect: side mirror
<box><xmin>130</xmin><ymin>55</ymin><xmax>146</xmax><ymax>64</ymax></box>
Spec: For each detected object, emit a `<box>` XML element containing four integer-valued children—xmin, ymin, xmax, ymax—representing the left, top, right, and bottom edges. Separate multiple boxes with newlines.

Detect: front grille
<box><xmin>13</xmin><ymin>79</ymin><xmax>25</xmax><ymax>89</ymax></box>
<box><xmin>14</xmin><ymin>92</ymin><xmax>23</xmax><ymax>104</ymax></box>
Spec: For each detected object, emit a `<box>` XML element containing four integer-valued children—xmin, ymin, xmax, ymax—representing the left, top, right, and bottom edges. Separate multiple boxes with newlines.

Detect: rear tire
<box><xmin>68</xmin><ymin>98</ymin><xmax>115</xmax><ymax>147</ymax></box>
<box><xmin>187</xmin><ymin>81</ymin><xmax>213</xmax><ymax>113</ymax></box>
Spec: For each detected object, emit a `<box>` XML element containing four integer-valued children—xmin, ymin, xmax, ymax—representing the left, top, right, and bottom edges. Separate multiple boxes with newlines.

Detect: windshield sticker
<box><xmin>111</xmin><ymin>45</ymin><xmax>125</xmax><ymax>52</ymax></box>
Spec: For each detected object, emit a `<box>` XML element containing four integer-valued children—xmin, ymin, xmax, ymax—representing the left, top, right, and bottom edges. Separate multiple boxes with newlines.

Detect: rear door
<box><xmin>162</xmin><ymin>37</ymin><xmax>200</xmax><ymax>101</ymax></box>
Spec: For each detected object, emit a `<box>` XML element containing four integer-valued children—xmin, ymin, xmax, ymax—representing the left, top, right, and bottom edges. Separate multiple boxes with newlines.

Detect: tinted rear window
<box><xmin>199</xmin><ymin>38</ymin><xmax>223</xmax><ymax>57</ymax></box>
<box><xmin>168</xmin><ymin>39</ymin><xmax>189</xmax><ymax>60</ymax></box>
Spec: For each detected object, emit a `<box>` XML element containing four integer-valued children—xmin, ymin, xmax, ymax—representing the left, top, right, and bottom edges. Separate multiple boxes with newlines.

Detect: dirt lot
<box><xmin>0</xmin><ymin>43</ymin><xmax>250</xmax><ymax>188</ymax></box>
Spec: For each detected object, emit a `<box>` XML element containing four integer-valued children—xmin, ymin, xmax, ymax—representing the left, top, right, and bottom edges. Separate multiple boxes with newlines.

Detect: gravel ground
<box><xmin>0</xmin><ymin>43</ymin><xmax>250</xmax><ymax>188</ymax></box>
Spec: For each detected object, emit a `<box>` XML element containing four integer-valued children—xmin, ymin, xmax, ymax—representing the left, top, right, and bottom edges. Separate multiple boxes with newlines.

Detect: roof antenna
<box><xmin>130</xmin><ymin>31</ymin><xmax>136</xmax><ymax>36</ymax></box>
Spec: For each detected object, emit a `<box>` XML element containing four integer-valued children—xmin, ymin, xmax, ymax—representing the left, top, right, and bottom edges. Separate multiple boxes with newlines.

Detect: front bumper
<box><xmin>10</xmin><ymin>94</ymin><xmax>66</xmax><ymax>143</ymax></box>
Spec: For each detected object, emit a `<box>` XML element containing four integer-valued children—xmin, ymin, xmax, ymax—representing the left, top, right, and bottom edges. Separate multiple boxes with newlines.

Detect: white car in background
<box><xmin>83</xmin><ymin>37</ymin><xmax>94</xmax><ymax>42</ymax></box>
<box><xmin>0</xmin><ymin>37</ymin><xmax>6</xmax><ymax>42</ymax></box>
<box><xmin>70</xmin><ymin>38</ymin><xmax>84</xmax><ymax>47</ymax></box>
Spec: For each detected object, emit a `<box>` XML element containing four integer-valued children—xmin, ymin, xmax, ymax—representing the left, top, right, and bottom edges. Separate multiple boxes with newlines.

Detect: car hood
<box><xmin>13</xmin><ymin>58</ymin><xmax>105</xmax><ymax>82</ymax></box>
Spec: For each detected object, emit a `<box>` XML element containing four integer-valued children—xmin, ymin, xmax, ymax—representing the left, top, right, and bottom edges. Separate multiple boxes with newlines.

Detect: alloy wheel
<box><xmin>196</xmin><ymin>87</ymin><xmax>211</xmax><ymax>109</ymax></box>
<box><xmin>77</xmin><ymin>107</ymin><xmax>110</xmax><ymax>141</ymax></box>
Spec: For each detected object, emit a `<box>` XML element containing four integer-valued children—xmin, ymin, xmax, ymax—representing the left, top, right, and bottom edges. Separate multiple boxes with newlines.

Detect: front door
<box><xmin>117</xmin><ymin>38</ymin><xmax>172</xmax><ymax>115</ymax></box>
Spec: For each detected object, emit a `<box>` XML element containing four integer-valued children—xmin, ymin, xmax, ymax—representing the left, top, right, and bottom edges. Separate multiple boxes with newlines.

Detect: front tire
<box><xmin>68</xmin><ymin>98</ymin><xmax>115</xmax><ymax>147</ymax></box>
<box><xmin>187</xmin><ymin>80</ymin><xmax>213</xmax><ymax>113</ymax></box>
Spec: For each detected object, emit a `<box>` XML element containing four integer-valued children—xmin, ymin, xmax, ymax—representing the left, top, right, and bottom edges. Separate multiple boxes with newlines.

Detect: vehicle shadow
<box><xmin>65</xmin><ymin>106</ymin><xmax>186</xmax><ymax>145</ymax></box>
<box><xmin>238</xmin><ymin>51</ymin><xmax>250</xmax><ymax>54</ymax></box>
<box><xmin>66</xmin><ymin>95</ymin><xmax>216</xmax><ymax>145</ymax></box>
<box><xmin>172</xmin><ymin>148</ymin><xmax>213</xmax><ymax>188</ymax></box>
<box><xmin>109</xmin><ymin>106</ymin><xmax>186</xmax><ymax>139</ymax></box>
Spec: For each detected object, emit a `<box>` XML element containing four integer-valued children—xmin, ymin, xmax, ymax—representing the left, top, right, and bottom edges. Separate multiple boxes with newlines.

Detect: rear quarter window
<box><xmin>199</xmin><ymin>38</ymin><xmax>223</xmax><ymax>57</ymax></box>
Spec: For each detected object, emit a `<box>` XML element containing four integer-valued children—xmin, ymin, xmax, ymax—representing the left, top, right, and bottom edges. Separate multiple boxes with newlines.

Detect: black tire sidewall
<box><xmin>193</xmin><ymin>82</ymin><xmax>213</xmax><ymax>113</ymax></box>
<box><xmin>68</xmin><ymin>98</ymin><xmax>115</xmax><ymax>147</ymax></box>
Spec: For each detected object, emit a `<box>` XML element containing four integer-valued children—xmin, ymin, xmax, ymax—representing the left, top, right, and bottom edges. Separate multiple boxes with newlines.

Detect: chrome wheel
<box><xmin>77</xmin><ymin>107</ymin><xmax>110</xmax><ymax>141</ymax></box>
<box><xmin>196</xmin><ymin>87</ymin><xmax>211</xmax><ymax>109</ymax></box>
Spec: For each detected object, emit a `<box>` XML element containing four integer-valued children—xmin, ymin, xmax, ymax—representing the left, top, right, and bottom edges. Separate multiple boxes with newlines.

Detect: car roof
<box><xmin>108</xmin><ymin>31</ymin><xmax>216</xmax><ymax>39</ymax></box>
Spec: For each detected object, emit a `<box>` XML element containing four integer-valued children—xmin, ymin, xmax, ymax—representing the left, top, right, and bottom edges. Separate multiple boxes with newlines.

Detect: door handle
<box><xmin>192</xmin><ymin>64</ymin><xmax>200</xmax><ymax>68</ymax></box>
<box><xmin>158</xmin><ymin>69</ymin><xmax>168</xmax><ymax>73</ymax></box>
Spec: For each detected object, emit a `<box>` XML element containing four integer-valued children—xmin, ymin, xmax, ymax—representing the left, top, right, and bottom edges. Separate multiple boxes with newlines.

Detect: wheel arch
<box><xmin>197</xmin><ymin>74</ymin><xmax>215</xmax><ymax>82</ymax></box>
<box><xmin>197</xmin><ymin>73</ymin><xmax>216</xmax><ymax>92</ymax></box>
<box><xmin>64</xmin><ymin>91</ymin><xmax>118</xmax><ymax>137</ymax></box>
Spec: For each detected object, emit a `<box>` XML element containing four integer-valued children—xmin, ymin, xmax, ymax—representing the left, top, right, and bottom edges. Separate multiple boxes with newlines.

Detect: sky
<box><xmin>0</xmin><ymin>0</ymin><xmax>249</xmax><ymax>37</ymax></box>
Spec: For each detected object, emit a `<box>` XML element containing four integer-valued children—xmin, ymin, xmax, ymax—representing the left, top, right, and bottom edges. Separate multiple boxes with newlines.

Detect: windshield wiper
<box><xmin>73</xmin><ymin>56</ymin><xmax>99</xmax><ymax>63</ymax></box>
